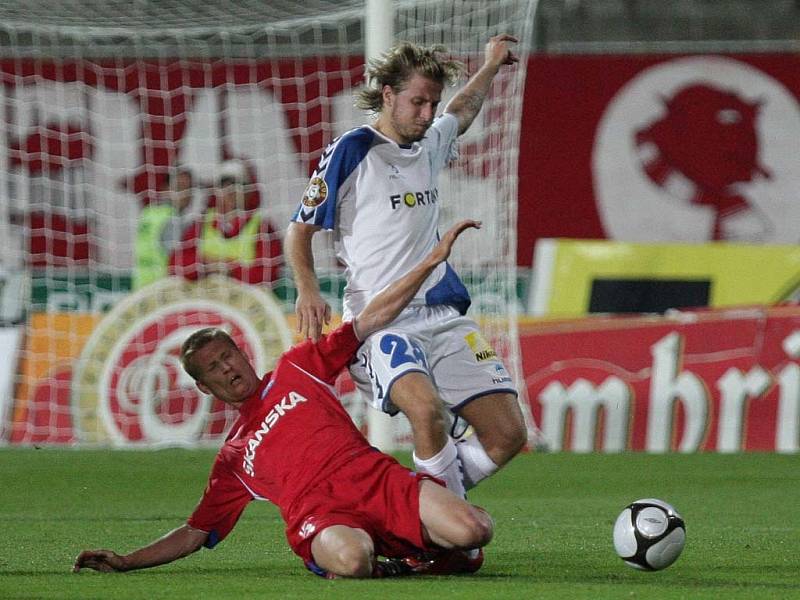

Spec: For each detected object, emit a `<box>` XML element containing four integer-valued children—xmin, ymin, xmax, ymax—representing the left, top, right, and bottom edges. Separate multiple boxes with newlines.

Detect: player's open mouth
<box><xmin>230</xmin><ymin>375</ymin><xmax>241</xmax><ymax>385</ymax></box>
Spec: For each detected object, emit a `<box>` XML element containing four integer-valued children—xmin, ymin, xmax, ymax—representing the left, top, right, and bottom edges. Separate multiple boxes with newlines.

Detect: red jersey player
<box><xmin>73</xmin><ymin>220</ymin><xmax>492</xmax><ymax>579</ymax></box>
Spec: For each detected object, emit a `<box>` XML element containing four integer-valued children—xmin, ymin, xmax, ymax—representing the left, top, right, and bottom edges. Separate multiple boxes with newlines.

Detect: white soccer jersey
<box><xmin>292</xmin><ymin>113</ymin><xmax>470</xmax><ymax>320</ymax></box>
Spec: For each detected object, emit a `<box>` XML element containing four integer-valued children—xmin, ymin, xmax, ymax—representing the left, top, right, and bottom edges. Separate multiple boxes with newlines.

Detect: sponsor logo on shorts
<box><xmin>477</xmin><ymin>349</ymin><xmax>498</xmax><ymax>361</ymax></box>
<box><xmin>492</xmin><ymin>364</ymin><xmax>513</xmax><ymax>384</ymax></box>
<box><xmin>465</xmin><ymin>331</ymin><xmax>498</xmax><ymax>362</ymax></box>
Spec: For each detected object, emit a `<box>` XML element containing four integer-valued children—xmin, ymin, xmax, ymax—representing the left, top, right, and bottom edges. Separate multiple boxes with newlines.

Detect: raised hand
<box><xmin>485</xmin><ymin>34</ymin><xmax>519</xmax><ymax>69</ymax></box>
<box><xmin>352</xmin><ymin>219</ymin><xmax>482</xmax><ymax>341</ymax></box>
<box><xmin>427</xmin><ymin>220</ymin><xmax>482</xmax><ymax>266</ymax></box>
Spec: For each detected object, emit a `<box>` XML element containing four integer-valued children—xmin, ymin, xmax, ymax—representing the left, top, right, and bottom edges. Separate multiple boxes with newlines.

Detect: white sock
<box><xmin>455</xmin><ymin>435</ymin><xmax>498</xmax><ymax>490</ymax></box>
<box><xmin>413</xmin><ymin>437</ymin><xmax>466</xmax><ymax>499</ymax></box>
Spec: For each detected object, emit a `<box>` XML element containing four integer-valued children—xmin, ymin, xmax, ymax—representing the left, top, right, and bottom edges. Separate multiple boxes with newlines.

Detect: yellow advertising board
<box><xmin>529</xmin><ymin>239</ymin><xmax>800</xmax><ymax>317</ymax></box>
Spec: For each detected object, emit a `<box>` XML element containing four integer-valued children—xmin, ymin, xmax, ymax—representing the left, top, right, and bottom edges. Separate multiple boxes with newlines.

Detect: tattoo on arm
<box><xmin>454</xmin><ymin>90</ymin><xmax>486</xmax><ymax>133</ymax></box>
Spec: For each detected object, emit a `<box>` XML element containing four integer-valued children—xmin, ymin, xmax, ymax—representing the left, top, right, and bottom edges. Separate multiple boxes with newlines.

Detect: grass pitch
<box><xmin>0</xmin><ymin>449</ymin><xmax>798</xmax><ymax>599</ymax></box>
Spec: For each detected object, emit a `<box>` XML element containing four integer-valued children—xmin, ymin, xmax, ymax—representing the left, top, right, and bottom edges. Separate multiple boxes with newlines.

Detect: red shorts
<box><xmin>284</xmin><ymin>450</ymin><xmax>440</xmax><ymax>564</ymax></box>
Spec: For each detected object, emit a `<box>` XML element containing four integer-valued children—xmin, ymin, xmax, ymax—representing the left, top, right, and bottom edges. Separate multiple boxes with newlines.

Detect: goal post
<box><xmin>0</xmin><ymin>0</ymin><xmax>540</xmax><ymax>448</ymax></box>
<box><xmin>362</xmin><ymin>0</ymin><xmax>399</xmax><ymax>450</ymax></box>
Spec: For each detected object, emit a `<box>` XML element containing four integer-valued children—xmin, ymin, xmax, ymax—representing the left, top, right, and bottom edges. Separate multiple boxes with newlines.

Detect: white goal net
<box><xmin>0</xmin><ymin>0</ymin><xmax>537</xmax><ymax>447</ymax></box>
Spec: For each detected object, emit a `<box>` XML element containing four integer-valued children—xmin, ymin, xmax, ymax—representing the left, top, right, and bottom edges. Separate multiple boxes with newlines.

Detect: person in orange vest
<box><xmin>171</xmin><ymin>159</ymin><xmax>282</xmax><ymax>286</ymax></box>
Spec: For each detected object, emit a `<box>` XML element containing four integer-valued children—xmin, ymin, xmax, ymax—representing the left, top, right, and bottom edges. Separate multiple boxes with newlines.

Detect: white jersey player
<box><xmin>294</xmin><ymin>113</ymin><xmax>466</xmax><ymax>320</ymax></box>
<box><xmin>287</xmin><ymin>35</ymin><xmax>527</xmax><ymax>500</ymax></box>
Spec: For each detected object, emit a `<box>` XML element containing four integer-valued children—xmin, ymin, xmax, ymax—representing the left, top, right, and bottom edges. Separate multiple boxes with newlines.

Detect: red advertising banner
<box><xmin>7</xmin><ymin>53</ymin><xmax>800</xmax><ymax>267</ymax></box>
<box><xmin>518</xmin><ymin>53</ymin><xmax>800</xmax><ymax>265</ymax></box>
<box><xmin>520</xmin><ymin>306</ymin><xmax>800</xmax><ymax>453</ymax></box>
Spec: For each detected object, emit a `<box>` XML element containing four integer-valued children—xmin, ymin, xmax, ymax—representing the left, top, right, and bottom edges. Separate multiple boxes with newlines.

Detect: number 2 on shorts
<box><xmin>379</xmin><ymin>334</ymin><xmax>424</xmax><ymax>369</ymax></box>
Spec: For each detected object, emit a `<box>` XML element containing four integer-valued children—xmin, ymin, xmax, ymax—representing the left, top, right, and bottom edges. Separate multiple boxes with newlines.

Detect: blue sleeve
<box><xmin>291</xmin><ymin>128</ymin><xmax>374</xmax><ymax>230</ymax></box>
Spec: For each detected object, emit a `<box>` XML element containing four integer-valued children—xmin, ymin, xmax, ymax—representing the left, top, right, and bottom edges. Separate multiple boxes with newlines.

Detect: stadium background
<box><xmin>0</xmin><ymin>0</ymin><xmax>799</xmax><ymax>454</ymax></box>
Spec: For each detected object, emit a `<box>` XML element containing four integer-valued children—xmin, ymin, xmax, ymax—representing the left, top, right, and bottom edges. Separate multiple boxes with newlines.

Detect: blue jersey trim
<box><xmin>291</xmin><ymin>127</ymin><xmax>374</xmax><ymax>229</ymax></box>
<box><xmin>424</xmin><ymin>262</ymin><xmax>471</xmax><ymax>315</ymax></box>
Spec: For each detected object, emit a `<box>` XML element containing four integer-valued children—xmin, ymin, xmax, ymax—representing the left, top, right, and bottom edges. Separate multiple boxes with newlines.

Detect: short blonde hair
<box><xmin>355</xmin><ymin>41</ymin><xmax>466</xmax><ymax>113</ymax></box>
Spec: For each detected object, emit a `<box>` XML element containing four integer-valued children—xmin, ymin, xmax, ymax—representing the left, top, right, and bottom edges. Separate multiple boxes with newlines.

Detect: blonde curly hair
<box><xmin>356</xmin><ymin>41</ymin><xmax>466</xmax><ymax>113</ymax></box>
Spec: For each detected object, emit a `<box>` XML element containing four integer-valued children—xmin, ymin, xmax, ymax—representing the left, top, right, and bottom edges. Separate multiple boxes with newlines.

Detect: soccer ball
<box><xmin>612</xmin><ymin>498</ymin><xmax>685</xmax><ymax>571</ymax></box>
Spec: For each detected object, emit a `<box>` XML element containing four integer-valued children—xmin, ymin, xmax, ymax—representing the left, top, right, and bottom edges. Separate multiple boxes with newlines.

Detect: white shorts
<box><xmin>349</xmin><ymin>305</ymin><xmax>517</xmax><ymax>416</ymax></box>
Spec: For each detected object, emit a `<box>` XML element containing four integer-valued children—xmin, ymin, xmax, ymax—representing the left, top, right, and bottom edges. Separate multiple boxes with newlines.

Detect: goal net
<box><xmin>0</xmin><ymin>0</ymin><xmax>538</xmax><ymax>447</ymax></box>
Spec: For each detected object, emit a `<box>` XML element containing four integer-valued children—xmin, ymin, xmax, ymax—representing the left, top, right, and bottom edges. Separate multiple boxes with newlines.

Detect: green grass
<box><xmin>0</xmin><ymin>449</ymin><xmax>798</xmax><ymax>599</ymax></box>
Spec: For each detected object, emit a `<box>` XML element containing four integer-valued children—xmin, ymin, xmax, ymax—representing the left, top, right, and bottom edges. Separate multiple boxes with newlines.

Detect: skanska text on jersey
<box><xmin>243</xmin><ymin>391</ymin><xmax>308</xmax><ymax>476</ymax></box>
<box><xmin>389</xmin><ymin>188</ymin><xmax>439</xmax><ymax>210</ymax></box>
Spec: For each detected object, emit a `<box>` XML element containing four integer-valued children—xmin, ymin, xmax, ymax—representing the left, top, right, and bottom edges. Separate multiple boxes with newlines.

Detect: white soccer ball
<box><xmin>613</xmin><ymin>498</ymin><xmax>686</xmax><ymax>571</ymax></box>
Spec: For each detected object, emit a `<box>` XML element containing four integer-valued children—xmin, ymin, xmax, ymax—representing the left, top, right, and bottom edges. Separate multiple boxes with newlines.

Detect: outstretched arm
<box><xmin>353</xmin><ymin>220</ymin><xmax>480</xmax><ymax>340</ymax></box>
<box><xmin>73</xmin><ymin>524</ymin><xmax>208</xmax><ymax>573</ymax></box>
<box><xmin>444</xmin><ymin>34</ymin><xmax>519</xmax><ymax>135</ymax></box>
<box><xmin>286</xmin><ymin>221</ymin><xmax>332</xmax><ymax>342</ymax></box>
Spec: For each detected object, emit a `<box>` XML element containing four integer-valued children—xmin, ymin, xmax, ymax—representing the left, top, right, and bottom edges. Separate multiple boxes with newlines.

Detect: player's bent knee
<box><xmin>501</xmin><ymin>424</ymin><xmax>527</xmax><ymax>460</ymax></box>
<box><xmin>449</xmin><ymin>505</ymin><xmax>494</xmax><ymax>549</ymax></box>
<box><xmin>329</xmin><ymin>543</ymin><xmax>374</xmax><ymax>578</ymax></box>
<box><xmin>471</xmin><ymin>506</ymin><xmax>495</xmax><ymax>546</ymax></box>
<box><xmin>476</xmin><ymin>427</ymin><xmax>526</xmax><ymax>467</ymax></box>
<box><xmin>465</xmin><ymin>507</ymin><xmax>494</xmax><ymax>548</ymax></box>
<box><xmin>312</xmin><ymin>526</ymin><xmax>375</xmax><ymax>578</ymax></box>
<box><xmin>460</xmin><ymin>394</ymin><xmax>528</xmax><ymax>465</ymax></box>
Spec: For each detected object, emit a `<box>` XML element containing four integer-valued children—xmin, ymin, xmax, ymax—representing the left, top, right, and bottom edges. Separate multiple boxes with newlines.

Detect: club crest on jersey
<box><xmin>302</xmin><ymin>177</ymin><xmax>328</xmax><ymax>208</ymax></box>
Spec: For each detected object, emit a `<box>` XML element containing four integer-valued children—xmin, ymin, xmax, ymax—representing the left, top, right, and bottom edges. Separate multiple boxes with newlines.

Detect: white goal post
<box><xmin>0</xmin><ymin>0</ymin><xmax>540</xmax><ymax>449</ymax></box>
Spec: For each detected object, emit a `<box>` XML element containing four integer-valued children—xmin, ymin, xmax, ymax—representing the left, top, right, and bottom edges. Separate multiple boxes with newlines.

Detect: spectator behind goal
<box><xmin>170</xmin><ymin>159</ymin><xmax>283</xmax><ymax>286</ymax></box>
<box><xmin>133</xmin><ymin>166</ymin><xmax>199</xmax><ymax>289</ymax></box>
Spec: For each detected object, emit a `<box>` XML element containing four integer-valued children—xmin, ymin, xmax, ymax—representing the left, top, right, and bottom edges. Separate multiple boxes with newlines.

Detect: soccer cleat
<box><xmin>373</xmin><ymin>558</ymin><xmax>413</xmax><ymax>578</ymax></box>
<box><xmin>402</xmin><ymin>548</ymin><xmax>484</xmax><ymax>575</ymax></box>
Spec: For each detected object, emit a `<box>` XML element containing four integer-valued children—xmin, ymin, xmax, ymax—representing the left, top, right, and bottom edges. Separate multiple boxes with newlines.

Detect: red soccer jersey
<box><xmin>187</xmin><ymin>322</ymin><xmax>372</xmax><ymax>547</ymax></box>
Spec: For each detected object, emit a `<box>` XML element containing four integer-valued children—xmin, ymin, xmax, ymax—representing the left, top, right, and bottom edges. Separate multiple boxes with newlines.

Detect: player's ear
<box><xmin>196</xmin><ymin>381</ymin><xmax>211</xmax><ymax>395</ymax></box>
<box><xmin>382</xmin><ymin>84</ymin><xmax>394</xmax><ymax>107</ymax></box>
